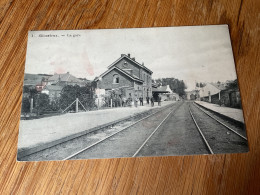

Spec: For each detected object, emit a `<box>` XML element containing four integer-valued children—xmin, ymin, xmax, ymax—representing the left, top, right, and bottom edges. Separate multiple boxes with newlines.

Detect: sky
<box><xmin>25</xmin><ymin>25</ymin><xmax>238</xmax><ymax>90</ymax></box>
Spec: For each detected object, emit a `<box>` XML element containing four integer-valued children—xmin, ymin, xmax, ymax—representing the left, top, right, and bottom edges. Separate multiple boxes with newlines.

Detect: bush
<box><xmin>34</xmin><ymin>93</ymin><xmax>50</xmax><ymax>115</ymax></box>
<box><xmin>60</xmin><ymin>83</ymin><xmax>96</xmax><ymax>112</ymax></box>
<box><xmin>21</xmin><ymin>97</ymin><xmax>30</xmax><ymax>114</ymax></box>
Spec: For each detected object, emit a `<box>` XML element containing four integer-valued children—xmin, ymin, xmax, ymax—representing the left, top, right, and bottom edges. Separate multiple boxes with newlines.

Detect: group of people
<box><xmin>133</xmin><ymin>94</ymin><xmax>161</xmax><ymax>107</ymax></box>
<box><xmin>109</xmin><ymin>94</ymin><xmax>162</xmax><ymax>108</ymax></box>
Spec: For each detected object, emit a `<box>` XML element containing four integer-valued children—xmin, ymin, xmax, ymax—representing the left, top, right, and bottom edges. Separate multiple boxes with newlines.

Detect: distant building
<box><xmin>186</xmin><ymin>90</ymin><xmax>199</xmax><ymax>100</ymax></box>
<box><xmin>35</xmin><ymin>77</ymin><xmax>48</xmax><ymax>92</ymax></box>
<box><xmin>95</xmin><ymin>54</ymin><xmax>153</xmax><ymax>100</ymax></box>
<box><xmin>152</xmin><ymin>85</ymin><xmax>179</xmax><ymax>101</ymax></box>
<box><xmin>199</xmin><ymin>83</ymin><xmax>225</xmax><ymax>102</ymax></box>
<box><xmin>42</xmin><ymin>85</ymin><xmax>63</xmax><ymax>101</ymax></box>
<box><xmin>199</xmin><ymin>82</ymin><xmax>242</xmax><ymax>108</ymax></box>
<box><xmin>165</xmin><ymin>85</ymin><xmax>180</xmax><ymax>101</ymax></box>
<box><xmin>47</xmin><ymin>72</ymin><xmax>86</xmax><ymax>87</ymax></box>
<box><xmin>152</xmin><ymin>85</ymin><xmax>169</xmax><ymax>101</ymax></box>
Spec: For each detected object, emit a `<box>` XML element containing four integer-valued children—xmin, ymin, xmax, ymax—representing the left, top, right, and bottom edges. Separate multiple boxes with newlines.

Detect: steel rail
<box><xmin>189</xmin><ymin>106</ymin><xmax>214</xmax><ymax>154</ymax></box>
<box><xmin>193</xmin><ymin>103</ymin><xmax>247</xmax><ymax>140</ymax></box>
<box><xmin>62</xmin><ymin>102</ymin><xmax>179</xmax><ymax>160</ymax></box>
<box><xmin>132</xmin><ymin>102</ymin><xmax>183</xmax><ymax>157</ymax></box>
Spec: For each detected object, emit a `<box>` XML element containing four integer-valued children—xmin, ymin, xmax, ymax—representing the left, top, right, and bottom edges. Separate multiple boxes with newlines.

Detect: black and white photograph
<box><xmin>17</xmin><ymin>25</ymin><xmax>249</xmax><ymax>161</ymax></box>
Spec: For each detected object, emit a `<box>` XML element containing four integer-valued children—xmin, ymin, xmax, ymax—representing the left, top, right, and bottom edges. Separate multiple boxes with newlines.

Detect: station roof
<box><xmin>107</xmin><ymin>54</ymin><xmax>153</xmax><ymax>74</ymax></box>
<box><xmin>95</xmin><ymin>66</ymin><xmax>144</xmax><ymax>83</ymax></box>
<box><xmin>152</xmin><ymin>86</ymin><xmax>169</xmax><ymax>93</ymax></box>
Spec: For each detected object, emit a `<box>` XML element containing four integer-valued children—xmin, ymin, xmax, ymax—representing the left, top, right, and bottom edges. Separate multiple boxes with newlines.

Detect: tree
<box><xmin>226</xmin><ymin>79</ymin><xmax>238</xmax><ymax>90</ymax></box>
<box><xmin>78</xmin><ymin>82</ymin><xmax>96</xmax><ymax>109</ymax></box>
<box><xmin>34</xmin><ymin>93</ymin><xmax>50</xmax><ymax>115</ymax></box>
<box><xmin>60</xmin><ymin>85</ymin><xmax>80</xmax><ymax>111</ymax></box>
<box><xmin>50</xmin><ymin>99</ymin><xmax>60</xmax><ymax>111</ymax></box>
<box><xmin>60</xmin><ymin>82</ymin><xmax>97</xmax><ymax>112</ymax></box>
<box><xmin>21</xmin><ymin>97</ymin><xmax>30</xmax><ymax>114</ymax></box>
<box><xmin>24</xmin><ymin>86</ymin><xmax>37</xmax><ymax>98</ymax></box>
<box><xmin>22</xmin><ymin>86</ymin><xmax>41</xmax><ymax>115</ymax></box>
<box><xmin>153</xmin><ymin>77</ymin><xmax>187</xmax><ymax>97</ymax></box>
<box><xmin>199</xmin><ymin>82</ymin><xmax>206</xmax><ymax>88</ymax></box>
<box><xmin>196</xmin><ymin>82</ymin><xmax>206</xmax><ymax>88</ymax></box>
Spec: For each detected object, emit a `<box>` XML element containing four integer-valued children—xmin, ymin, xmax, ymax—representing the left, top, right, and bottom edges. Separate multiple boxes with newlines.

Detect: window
<box><xmin>123</xmin><ymin>61</ymin><xmax>128</xmax><ymax>68</ymax></box>
<box><xmin>113</xmin><ymin>74</ymin><xmax>119</xmax><ymax>84</ymax></box>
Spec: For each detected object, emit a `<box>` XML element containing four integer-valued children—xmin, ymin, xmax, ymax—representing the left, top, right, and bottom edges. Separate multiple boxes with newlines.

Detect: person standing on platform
<box><xmin>128</xmin><ymin>94</ymin><xmax>132</xmax><ymax>107</ymax></box>
<box><xmin>146</xmin><ymin>96</ymin><xmax>149</xmax><ymax>104</ymax></box>
<box><xmin>139</xmin><ymin>96</ymin><xmax>143</xmax><ymax>106</ymax></box>
<box><xmin>134</xmin><ymin>95</ymin><xmax>138</xmax><ymax>107</ymax></box>
<box><xmin>122</xmin><ymin>96</ymin><xmax>126</xmax><ymax>107</ymax></box>
<box><xmin>151</xmin><ymin>96</ymin><xmax>154</xmax><ymax>107</ymax></box>
<box><xmin>119</xmin><ymin>95</ymin><xmax>122</xmax><ymax>107</ymax></box>
<box><xmin>158</xmin><ymin>94</ymin><xmax>161</xmax><ymax>106</ymax></box>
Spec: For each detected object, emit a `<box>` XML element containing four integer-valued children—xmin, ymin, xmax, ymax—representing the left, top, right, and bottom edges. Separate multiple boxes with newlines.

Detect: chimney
<box><xmin>142</xmin><ymin>62</ymin><xmax>144</xmax><ymax>66</ymax></box>
<box><xmin>132</xmin><ymin>57</ymin><xmax>135</xmax><ymax>61</ymax></box>
<box><xmin>121</xmin><ymin>54</ymin><xmax>124</xmax><ymax>57</ymax></box>
<box><xmin>128</xmin><ymin>53</ymin><xmax>130</xmax><ymax>57</ymax></box>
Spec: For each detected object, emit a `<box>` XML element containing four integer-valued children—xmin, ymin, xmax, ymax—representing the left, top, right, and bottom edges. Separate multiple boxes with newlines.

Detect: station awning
<box><xmin>152</xmin><ymin>90</ymin><xmax>169</xmax><ymax>93</ymax></box>
<box><xmin>152</xmin><ymin>86</ymin><xmax>170</xmax><ymax>93</ymax></box>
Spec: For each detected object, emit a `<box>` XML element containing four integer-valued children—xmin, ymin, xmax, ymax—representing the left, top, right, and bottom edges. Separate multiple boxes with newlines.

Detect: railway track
<box><xmin>20</xmin><ymin>101</ymin><xmax>247</xmax><ymax>161</ymax></box>
<box><xmin>189</xmin><ymin>102</ymin><xmax>248</xmax><ymax>154</ymax></box>
<box><xmin>63</xmin><ymin>102</ymin><xmax>184</xmax><ymax>160</ymax></box>
<box><xmin>19</xmin><ymin>102</ymin><xmax>178</xmax><ymax>161</ymax></box>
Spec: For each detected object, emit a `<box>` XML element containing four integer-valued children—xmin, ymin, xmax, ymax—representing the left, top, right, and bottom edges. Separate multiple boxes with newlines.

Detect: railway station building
<box><xmin>95</xmin><ymin>54</ymin><xmax>153</xmax><ymax>101</ymax></box>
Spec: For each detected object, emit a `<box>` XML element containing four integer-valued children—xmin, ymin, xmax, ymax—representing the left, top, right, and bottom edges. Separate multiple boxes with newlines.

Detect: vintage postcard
<box><xmin>17</xmin><ymin>25</ymin><xmax>249</xmax><ymax>161</ymax></box>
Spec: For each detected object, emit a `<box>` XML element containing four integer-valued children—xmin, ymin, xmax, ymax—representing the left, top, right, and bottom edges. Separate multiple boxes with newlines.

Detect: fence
<box><xmin>62</xmin><ymin>98</ymin><xmax>87</xmax><ymax>113</ymax></box>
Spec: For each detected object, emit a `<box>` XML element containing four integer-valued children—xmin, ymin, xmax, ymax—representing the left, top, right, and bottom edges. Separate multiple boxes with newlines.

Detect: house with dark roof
<box><xmin>40</xmin><ymin>72</ymin><xmax>88</xmax><ymax>102</ymax></box>
<box><xmin>47</xmin><ymin>72</ymin><xmax>85</xmax><ymax>87</ymax></box>
<box><xmin>95</xmin><ymin>54</ymin><xmax>153</xmax><ymax>100</ymax></box>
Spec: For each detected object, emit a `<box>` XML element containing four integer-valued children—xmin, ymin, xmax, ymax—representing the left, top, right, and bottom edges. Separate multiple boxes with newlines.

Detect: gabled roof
<box><xmin>95</xmin><ymin>66</ymin><xmax>143</xmax><ymax>83</ymax></box>
<box><xmin>48</xmin><ymin>72</ymin><xmax>82</xmax><ymax>84</ymax></box>
<box><xmin>209</xmin><ymin>83</ymin><xmax>226</xmax><ymax>90</ymax></box>
<box><xmin>152</xmin><ymin>86</ymin><xmax>169</xmax><ymax>93</ymax></box>
<box><xmin>107</xmin><ymin>55</ymin><xmax>153</xmax><ymax>74</ymax></box>
<box><xmin>152</xmin><ymin>83</ymin><xmax>159</xmax><ymax>88</ymax></box>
